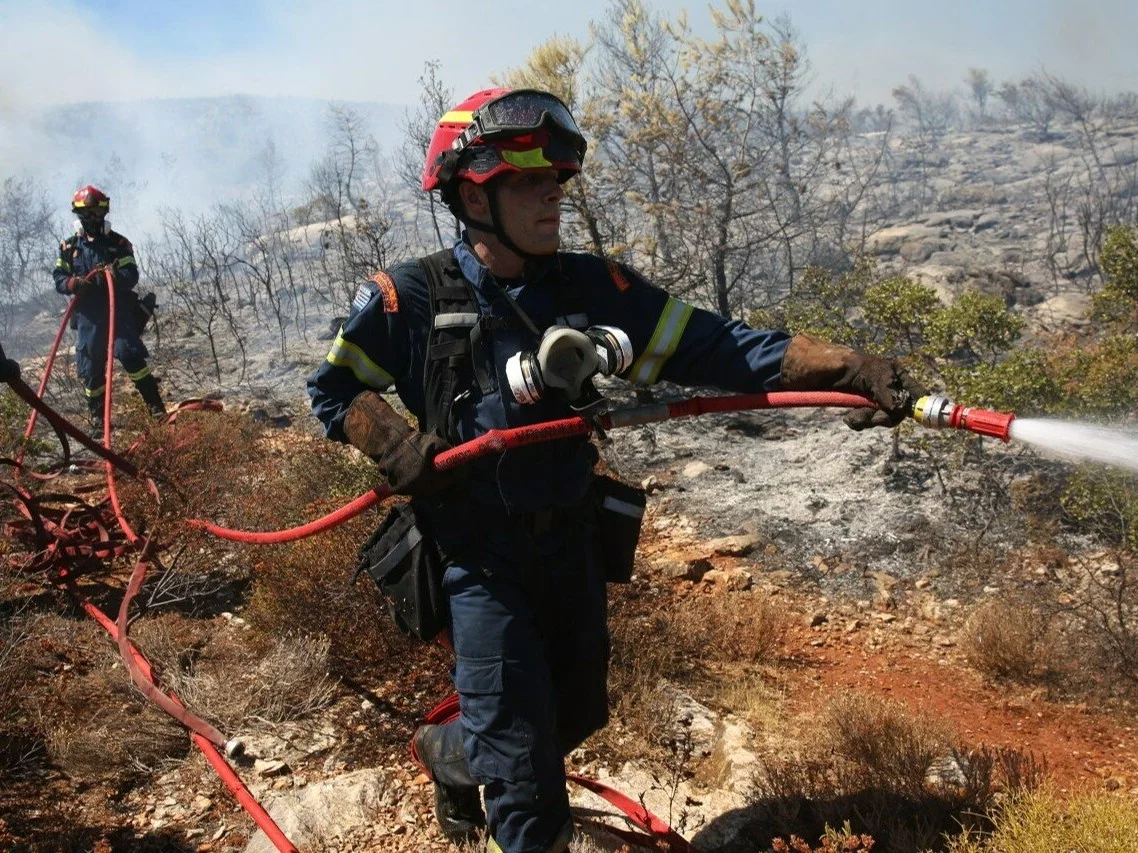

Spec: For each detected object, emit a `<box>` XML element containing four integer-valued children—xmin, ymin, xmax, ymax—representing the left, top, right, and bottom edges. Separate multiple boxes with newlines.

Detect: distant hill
<box><xmin>0</xmin><ymin>95</ymin><xmax>408</xmax><ymax>235</ymax></box>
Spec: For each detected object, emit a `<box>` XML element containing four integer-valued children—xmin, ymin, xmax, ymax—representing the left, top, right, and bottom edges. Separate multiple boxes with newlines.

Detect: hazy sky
<box><xmin>3</xmin><ymin>0</ymin><xmax>1136</xmax><ymax>111</ymax></box>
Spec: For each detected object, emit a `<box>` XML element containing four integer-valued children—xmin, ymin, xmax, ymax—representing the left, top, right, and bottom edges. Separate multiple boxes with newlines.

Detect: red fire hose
<box><xmin>188</xmin><ymin>390</ymin><xmax>875</xmax><ymax>543</ymax></box>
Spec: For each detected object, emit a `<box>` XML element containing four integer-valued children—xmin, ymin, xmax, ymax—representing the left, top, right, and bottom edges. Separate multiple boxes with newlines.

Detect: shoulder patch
<box><xmin>351</xmin><ymin>282</ymin><xmax>376</xmax><ymax>313</ymax></box>
<box><xmin>605</xmin><ymin>260</ymin><xmax>636</xmax><ymax>293</ymax></box>
<box><xmin>370</xmin><ymin>271</ymin><xmax>400</xmax><ymax>313</ymax></box>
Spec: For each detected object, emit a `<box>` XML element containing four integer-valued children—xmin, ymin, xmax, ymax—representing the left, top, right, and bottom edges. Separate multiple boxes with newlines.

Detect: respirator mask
<box><xmin>505</xmin><ymin>325</ymin><xmax>633</xmax><ymax>416</ymax></box>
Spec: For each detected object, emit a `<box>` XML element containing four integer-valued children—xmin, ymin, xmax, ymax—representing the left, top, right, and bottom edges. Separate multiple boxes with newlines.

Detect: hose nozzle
<box><xmin>912</xmin><ymin>394</ymin><xmax>1015</xmax><ymax>442</ymax></box>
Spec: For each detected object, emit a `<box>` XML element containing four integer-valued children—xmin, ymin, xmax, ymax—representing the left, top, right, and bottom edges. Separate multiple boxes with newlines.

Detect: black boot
<box><xmin>412</xmin><ymin>722</ymin><xmax>486</xmax><ymax>846</ymax></box>
<box><xmin>86</xmin><ymin>394</ymin><xmax>106</xmax><ymax>440</ymax></box>
<box><xmin>133</xmin><ymin>373</ymin><xmax>166</xmax><ymax>418</ymax></box>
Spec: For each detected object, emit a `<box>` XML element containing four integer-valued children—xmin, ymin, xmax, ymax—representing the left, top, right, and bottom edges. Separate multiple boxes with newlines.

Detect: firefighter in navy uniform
<box><xmin>308</xmin><ymin>89</ymin><xmax>924</xmax><ymax>853</ymax></box>
<box><xmin>53</xmin><ymin>185</ymin><xmax>165</xmax><ymax>435</ymax></box>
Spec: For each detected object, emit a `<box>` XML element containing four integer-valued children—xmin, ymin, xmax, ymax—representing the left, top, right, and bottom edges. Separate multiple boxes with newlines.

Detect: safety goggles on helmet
<box><xmin>452</xmin><ymin>89</ymin><xmax>586</xmax><ymax>162</ymax></box>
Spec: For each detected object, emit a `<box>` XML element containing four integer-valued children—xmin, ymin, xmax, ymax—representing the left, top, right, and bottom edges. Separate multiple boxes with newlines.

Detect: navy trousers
<box><xmin>74</xmin><ymin>313</ymin><xmax>149</xmax><ymax>392</ymax></box>
<box><xmin>441</xmin><ymin>508</ymin><xmax>610</xmax><ymax>853</ymax></box>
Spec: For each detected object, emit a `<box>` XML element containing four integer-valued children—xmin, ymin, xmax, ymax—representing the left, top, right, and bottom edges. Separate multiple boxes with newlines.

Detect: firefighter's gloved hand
<box><xmin>343</xmin><ymin>390</ymin><xmax>461</xmax><ymax>497</ymax></box>
<box><xmin>65</xmin><ymin>276</ymin><xmax>87</xmax><ymax>294</ymax></box>
<box><xmin>779</xmin><ymin>334</ymin><xmax>926</xmax><ymax>431</ymax></box>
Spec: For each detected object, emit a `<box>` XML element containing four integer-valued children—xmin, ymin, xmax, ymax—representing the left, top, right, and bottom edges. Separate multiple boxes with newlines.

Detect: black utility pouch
<box><xmin>593</xmin><ymin>474</ymin><xmax>647</xmax><ymax>584</ymax></box>
<box><xmin>133</xmin><ymin>291</ymin><xmax>157</xmax><ymax>333</ymax></box>
<box><xmin>353</xmin><ymin>502</ymin><xmax>449</xmax><ymax>641</ymax></box>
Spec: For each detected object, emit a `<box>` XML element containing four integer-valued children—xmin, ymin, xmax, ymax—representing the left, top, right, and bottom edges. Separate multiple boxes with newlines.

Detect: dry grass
<box><xmin>818</xmin><ymin>691</ymin><xmax>955</xmax><ymax>798</ymax></box>
<box><xmin>593</xmin><ymin>584</ymin><xmax>791</xmax><ymax>783</ymax></box>
<box><xmin>943</xmin><ymin>785</ymin><xmax>1138</xmax><ymax>853</ymax></box>
<box><xmin>750</xmin><ymin>691</ymin><xmax>1040</xmax><ymax>853</ymax></box>
<box><xmin>959</xmin><ymin>597</ymin><xmax>1055</xmax><ymax>682</ymax></box>
<box><xmin>715</xmin><ymin>671</ymin><xmax>786</xmax><ymax>734</ymax></box>
<box><xmin>242</xmin><ymin>516</ymin><xmax>425</xmax><ymax>681</ymax></box>
<box><xmin>184</xmin><ymin>631</ymin><xmax>334</xmax><ymax>726</ymax></box>
<box><xmin>133</xmin><ymin>614</ymin><xmax>336</xmax><ymax>730</ymax></box>
<box><xmin>40</xmin><ymin>666</ymin><xmax>189</xmax><ymax>780</ymax></box>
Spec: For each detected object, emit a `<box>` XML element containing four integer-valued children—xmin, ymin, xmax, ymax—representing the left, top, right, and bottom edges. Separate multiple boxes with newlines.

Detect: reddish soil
<box><xmin>782</xmin><ymin>622</ymin><xmax>1138</xmax><ymax>793</ymax></box>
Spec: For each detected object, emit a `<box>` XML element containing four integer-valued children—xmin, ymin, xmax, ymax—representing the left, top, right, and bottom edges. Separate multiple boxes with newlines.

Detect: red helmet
<box><xmin>421</xmin><ymin>88</ymin><xmax>587</xmax><ymax>192</ymax></box>
<box><xmin>72</xmin><ymin>185</ymin><xmax>110</xmax><ymax>213</ymax></box>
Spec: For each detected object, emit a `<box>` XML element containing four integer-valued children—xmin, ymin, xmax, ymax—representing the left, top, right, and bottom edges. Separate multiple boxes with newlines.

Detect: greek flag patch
<box><xmin>352</xmin><ymin>283</ymin><xmax>375</xmax><ymax>312</ymax></box>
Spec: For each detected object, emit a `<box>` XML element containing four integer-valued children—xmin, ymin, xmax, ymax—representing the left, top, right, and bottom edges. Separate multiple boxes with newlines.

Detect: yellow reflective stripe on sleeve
<box><xmin>127</xmin><ymin>366</ymin><xmax>151</xmax><ymax>382</ymax></box>
<box><xmin>115</xmin><ymin>255</ymin><xmax>136</xmax><ymax>268</ymax></box>
<box><xmin>501</xmin><ymin>148</ymin><xmax>553</xmax><ymax>168</ymax></box>
<box><xmin>325</xmin><ymin>332</ymin><xmax>395</xmax><ymax>390</ymax></box>
<box><xmin>440</xmin><ymin>110</ymin><xmax>474</xmax><ymax>124</ymax></box>
<box><xmin>630</xmin><ymin>298</ymin><xmax>694</xmax><ymax>385</ymax></box>
<box><xmin>55</xmin><ymin>258</ymin><xmax>71</xmax><ymax>271</ymax></box>
<box><xmin>84</xmin><ymin>384</ymin><xmax>106</xmax><ymax>397</ymax></box>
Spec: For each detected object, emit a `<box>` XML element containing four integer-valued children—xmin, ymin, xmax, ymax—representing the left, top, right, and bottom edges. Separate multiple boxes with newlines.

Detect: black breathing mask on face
<box><xmin>504</xmin><ymin>325</ymin><xmax>633</xmax><ymax>416</ymax></box>
<box><xmin>76</xmin><ymin>212</ymin><xmax>108</xmax><ymax>236</ymax></box>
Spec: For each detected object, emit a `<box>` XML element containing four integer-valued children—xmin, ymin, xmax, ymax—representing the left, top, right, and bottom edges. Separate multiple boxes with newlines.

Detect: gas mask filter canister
<box><xmin>504</xmin><ymin>325</ymin><xmax>633</xmax><ymax>407</ymax></box>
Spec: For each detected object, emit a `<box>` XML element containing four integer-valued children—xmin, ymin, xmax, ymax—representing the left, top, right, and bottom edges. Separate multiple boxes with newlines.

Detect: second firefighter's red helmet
<box><xmin>71</xmin><ymin>185</ymin><xmax>110</xmax><ymax>213</ymax></box>
<box><xmin>421</xmin><ymin>88</ymin><xmax>587</xmax><ymax>192</ymax></box>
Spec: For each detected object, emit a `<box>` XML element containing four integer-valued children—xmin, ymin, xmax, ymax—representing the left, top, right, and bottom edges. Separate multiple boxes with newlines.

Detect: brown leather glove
<box><xmin>343</xmin><ymin>390</ymin><xmax>459</xmax><ymax>497</ymax></box>
<box><xmin>66</xmin><ymin>275</ymin><xmax>87</xmax><ymax>294</ymax></box>
<box><xmin>779</xmin><ymin>334</ymin><xmax>926</xmax><ymax>430</ymax></box>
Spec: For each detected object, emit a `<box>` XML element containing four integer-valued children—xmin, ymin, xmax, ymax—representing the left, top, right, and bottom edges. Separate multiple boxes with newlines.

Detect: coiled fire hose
<box><xmin>2</xmin><ymin>271</ymin><xmax>299</xmax><ymax>853</ymax></box>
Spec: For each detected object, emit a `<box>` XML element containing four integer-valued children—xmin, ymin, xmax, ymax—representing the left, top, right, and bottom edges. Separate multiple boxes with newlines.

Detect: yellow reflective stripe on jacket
<box><xmin>84</xmin><ymin>384</ymin><xmax>106</xmax><ymax>397</ymax></box>
<box><xmin>326</xmin><ymin>331</ymin><xmax>395</xmax><ymax>390</ymax></box>
<box><xmin>127</xmin><ymin>365</ymin><xmax>151</xmax><ymax>382</ymax></box>
<box><xmin>55</xmin><ymin>258</ymin><xmax>71</xmax><ymax>271</ymax></box>
<box><xmin>115</xmin><ymin>255</ymin><xmax>136</xmax><ymax>268</ymax></box>
<box><xmin>630</xmin><ymin>297</ymin><xmax>694</xmax><ymax>384</ymax></box>
<box><xmin>501</xmin><ymin>148</ymin><xmax>552</xmax><ymax>169</ymax></box>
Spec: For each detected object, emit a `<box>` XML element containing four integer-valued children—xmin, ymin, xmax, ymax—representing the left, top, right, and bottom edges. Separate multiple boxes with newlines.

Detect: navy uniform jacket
<box><xmin>308</xmin><ymin>239</ymin><xmax>791</xmax><ymax>511</ymax></box>
<box><xmin>53</xmin><ymin>228</ymin><xmax>140</xmax><ymax>329</ymax></box>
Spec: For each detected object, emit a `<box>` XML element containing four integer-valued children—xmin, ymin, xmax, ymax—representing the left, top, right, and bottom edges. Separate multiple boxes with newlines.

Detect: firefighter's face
<box><xmin>485</xmin><ymin>169</ymin><xmax>564</xmax><ymax>255</ymax></box>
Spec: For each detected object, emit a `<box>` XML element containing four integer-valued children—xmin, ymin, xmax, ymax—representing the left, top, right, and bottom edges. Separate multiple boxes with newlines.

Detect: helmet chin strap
<box><xmin>459</xmin><ymin>182</ymin><xmax>554</xmax><ymax>268</ymax></box>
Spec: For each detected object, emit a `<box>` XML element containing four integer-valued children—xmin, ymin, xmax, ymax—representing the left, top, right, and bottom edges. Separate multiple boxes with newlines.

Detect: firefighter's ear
<box><xmin>457</xmin><ymin>181</ymin><xmax>489</xmax><ymax>221</ymax></box>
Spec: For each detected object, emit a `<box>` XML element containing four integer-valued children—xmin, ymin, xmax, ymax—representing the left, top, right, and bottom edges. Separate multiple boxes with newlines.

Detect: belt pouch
<box><xmin>593</xmin><ymin>474</ymin><xmax>647</xmax><ymax>584</ymax></box>
<box><xmin>354</xmin><ymin>502</ymin><xmax>448</xmax><ymax>641</ymax></box>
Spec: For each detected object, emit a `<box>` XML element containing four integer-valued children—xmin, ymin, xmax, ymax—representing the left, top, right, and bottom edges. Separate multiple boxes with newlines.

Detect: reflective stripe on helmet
<box><xmin>501</xmin><ymin>148</ymin><xmax>553</xmax><ymax>169</ymax></box>
<box><xmin>439</xmin><ymin>110</ymin><xmax>474</xmax><ymax>125</ymax></box>
<box><xmin>630</xmin><ymin>297</ymin><xmax>694</xmax><ymax>384</ymax></box>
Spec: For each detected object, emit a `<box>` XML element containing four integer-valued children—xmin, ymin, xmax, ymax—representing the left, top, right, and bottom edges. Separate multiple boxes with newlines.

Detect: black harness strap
<box><xmin>419</xmin><ymin>249</ymin><xmax>475</xmax><ymax>443</ymax></box>
<box><xmin>417</xmin><ymin>250</ymin><xmax>592</xmax><ymax>443</ymax></box>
